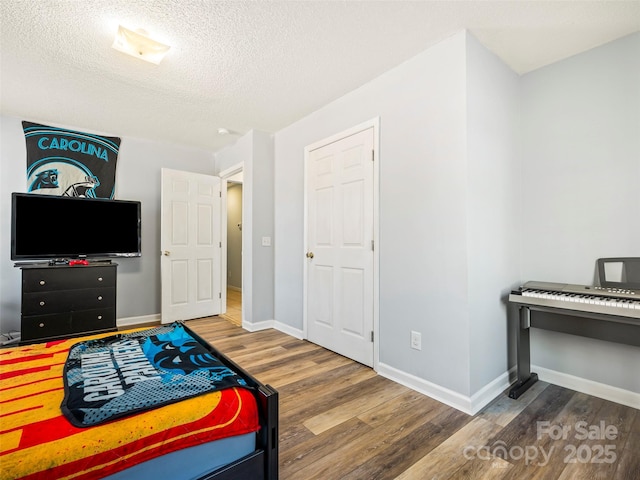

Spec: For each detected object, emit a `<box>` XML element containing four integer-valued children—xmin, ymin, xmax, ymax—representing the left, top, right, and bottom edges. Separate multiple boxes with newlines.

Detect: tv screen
<box><xmin>11</xmin><ymin>193</ymin><xmax>141</xmax><ymax>261</ymax></box>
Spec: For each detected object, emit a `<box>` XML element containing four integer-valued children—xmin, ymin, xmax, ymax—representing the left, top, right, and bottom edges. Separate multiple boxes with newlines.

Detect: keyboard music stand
<box><xmin>597</xmin><ymin>257</ymin><xmax>640</xmax><ymax>290</ymax></box>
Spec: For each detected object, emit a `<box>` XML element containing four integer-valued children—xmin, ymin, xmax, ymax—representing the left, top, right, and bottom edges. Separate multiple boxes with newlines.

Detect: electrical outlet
<box><xmin>410</xmin><ymin>331</ymin><xmax>421</xmax><ymax>350</ymax></box>
<box><xmin>261</xmin><ymin>236</ymin><xmax>271</xmax><ymax>247</ymax></box>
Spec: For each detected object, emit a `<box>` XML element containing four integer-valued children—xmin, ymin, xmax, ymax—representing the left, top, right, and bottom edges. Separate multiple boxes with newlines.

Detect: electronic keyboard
<box><xmin>509</xmin><ymin>281</ymin><xmax>640</xmax><ymax>321</ymax></box>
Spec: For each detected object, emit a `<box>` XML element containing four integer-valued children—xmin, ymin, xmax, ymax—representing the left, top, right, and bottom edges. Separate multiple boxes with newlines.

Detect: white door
<box><xmin>161</xmin><ymin>168</ymin><xmax>222</xmax><ymax>324</ymax></box>
<box><xmin>306</xmin><ymin>126</ymin><xmax>375</xmax><ymax>367</ymax></box>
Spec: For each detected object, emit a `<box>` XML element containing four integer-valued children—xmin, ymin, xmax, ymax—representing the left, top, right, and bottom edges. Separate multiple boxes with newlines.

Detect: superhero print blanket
<box><xmin>61</xmin><ymin>322</ymin><xmax>249</xmax><ymax>427</ymax></box>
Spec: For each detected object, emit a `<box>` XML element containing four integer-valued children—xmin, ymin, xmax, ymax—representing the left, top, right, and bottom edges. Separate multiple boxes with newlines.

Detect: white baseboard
<box><xmin>117</xmin><ymin>314</ymin><xmax>160</xmax><ymax>328</ymax></box>
<box><xmin>532</xmin><ymin>364</ymin><xmax>640</xmax><ymax>410</ymax></box>
<box><xmin>273</xmin><ymin>321</ymin><xmax>304</xmax><ymax>340</ymax></box>
<box><xmin>377</xmin><ymin>363</ymin><xmax>510</xmax><ymax>416</ymax></box>
<box><xmin>242</xmin><ymin>319</ymin><xmax>304</xmax><ymax>340</ymax></box>
<box><xmin>241</xmin><ymin>319</ymin><xmax>274</xmax><ymax>332</ymax></box>
<box><xmin>469</xmin><ymin>368</ymin><xmax>514</xmax><ymax>414</ymax></box>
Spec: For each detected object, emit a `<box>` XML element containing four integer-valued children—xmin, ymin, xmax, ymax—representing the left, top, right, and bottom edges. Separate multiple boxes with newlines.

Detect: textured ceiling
<box><xmin>1</xmin><ymin>1</ymin><xmax>639</xmax><ymax>152</ymax></box>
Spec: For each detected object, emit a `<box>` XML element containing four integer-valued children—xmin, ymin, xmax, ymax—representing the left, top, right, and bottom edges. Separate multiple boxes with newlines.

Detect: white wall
<box><xmin>0</xmin><ymin>115</ymin><xmax>215</xmax><ymax>332</ymax></box>
<box><xmin>273</xmin><ymin>29</ymin><xmax>640</xmax><ymax>405</ymax></box>
<box><xmin>520</xmin><ymin>32</ymin><xmax>640</xmax><ymax>393</ymax></box>
<box><xmin>214</xmin><ymin>130</ymin><xmax>275</xmax><ymax>326</ymax></box>
<box><xmin>251</xmin><ymin>131</ymin><xmax>275</xmax><ymax>324</ymax></box>
<box><xmin>465</xmin><ymin>34</ymin><xmax>521</xmax><ymax>394</ymax></box>
<box><xmin>274</xmin><ymin>31</ymin><xmax>517</xmax><ymax>400</ymax></box>
<box><xmin>215</xmin><ymin>133</ymin><xmax>254</xmax><ymax>324</ymax></box>
<box><xmin>0</xmin><ymin>116</ymin><xmax>25</xmax><ymax>331</ymax></box>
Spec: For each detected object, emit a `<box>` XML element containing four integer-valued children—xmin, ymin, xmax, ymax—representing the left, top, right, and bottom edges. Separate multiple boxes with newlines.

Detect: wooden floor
<box><xmin>221</xmin><ymin>288</ymin><xmax>242</xmax><ymax>326</ymax></box>
<box><xmin>186</xmin><ymin>317</ymin><xmax>639</xmax><ymax>480</ymax></box>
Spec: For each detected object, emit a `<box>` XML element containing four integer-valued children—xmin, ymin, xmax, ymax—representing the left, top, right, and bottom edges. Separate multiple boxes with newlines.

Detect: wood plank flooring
<box><xmin>221</xmin><ymin>288</ymin><xmax>242</xmax><ymax>326</ymax></box>
<box><xmin>186</xmin><ymin>317</ymin><xmax>639</xmax><ymax>480</ymax></box>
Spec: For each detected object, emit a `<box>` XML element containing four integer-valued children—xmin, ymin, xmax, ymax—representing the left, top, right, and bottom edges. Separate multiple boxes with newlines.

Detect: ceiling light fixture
<box><xmin>217</xmin><ymin>128</ymin><xmax>242</xmax><ymax>136</ymax></box>
<box><xmin>112</xmin><ymin>25</ymin><xmax>170</xmax><ymax>65</ymax></box>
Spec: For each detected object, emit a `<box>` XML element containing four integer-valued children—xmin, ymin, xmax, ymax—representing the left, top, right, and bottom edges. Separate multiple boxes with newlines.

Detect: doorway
<box><xmin>225</xmin><ymin>177</ymin><xmax>243</xmax><ymax>326</ymax></box>
<box><xmin>219</xmin><ymin>165</ymin><xmax>244</xmax><ymax>326</ymax></box>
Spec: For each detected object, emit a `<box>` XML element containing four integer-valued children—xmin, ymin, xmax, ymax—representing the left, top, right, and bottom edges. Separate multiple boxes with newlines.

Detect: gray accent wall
<box><xmin>466</xmin><ymin>34</ymin><xmax>521</xmax><ymax>394</ymax></box>
<box><xmin>214</xmin><ymin>130</ymin><xmax>275</xmax><ymax>325</ymax></box>
<box><xmin>273</xmin><ymin>31</ymin><xmax>521</xmax><ymax>397</ymax></box>
<box><xmin>520</xmin><ymin>32</ymin><xmax>640</xmax><ymax>392</ymax></box>
<box><xmin>273</xmin><ymin>30</ymin><xmax>639</xmax><ymax>398</ymax></box>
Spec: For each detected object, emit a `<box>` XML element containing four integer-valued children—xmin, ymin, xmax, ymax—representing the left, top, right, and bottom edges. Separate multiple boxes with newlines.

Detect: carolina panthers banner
<box><xmin>22</xmin><ymin>121</ymin><xmax>120</xmax><ymax>198</ymax></box>
<box><xmin>61</xmin><ymin>323</ymin><xmax>249</xmax><ymax>427</ymax></box>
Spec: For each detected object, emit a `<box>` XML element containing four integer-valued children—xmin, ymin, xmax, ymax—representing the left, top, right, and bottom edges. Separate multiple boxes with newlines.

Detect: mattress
<box><xmin>103</xmin><ymin>432</ymin><xmax>256</xmax><ymax>480</ymax></box>
<box><xmin>0</xmin><ymin>327</ymin><xmax>260</xmax><ymax>479</ymax></box>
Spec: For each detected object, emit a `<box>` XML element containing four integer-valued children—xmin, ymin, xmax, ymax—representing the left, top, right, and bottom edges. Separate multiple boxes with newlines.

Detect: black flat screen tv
<box><xmin>11</xmin><ymin>192</ymin><xmax>141</xmax><ymax>261</ymax></box>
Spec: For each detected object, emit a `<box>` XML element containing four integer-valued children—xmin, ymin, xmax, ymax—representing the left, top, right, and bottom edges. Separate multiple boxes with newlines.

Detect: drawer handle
<box><xmin>97</xmin><ymin>296</ymin><xmax>103</xmax><ymax>301</ymax></box>
<box><xmin>98</xmin><ymin>277</ymin><xmax>103</xmax><ymax>282</ymax></box>
<box><xmin>39</xmin><ymin>280</ymin><xmax>46</xmax><ymax>286</ymax></box>
<box><xmin>39</xmin><ymin>301</ymin><xmax>45</xmax><ymax>306</ymax></box>
<box><xmin>39</xmin><ymin>323</ymin><xmax>45</xmax><ymax>328</ymax></box>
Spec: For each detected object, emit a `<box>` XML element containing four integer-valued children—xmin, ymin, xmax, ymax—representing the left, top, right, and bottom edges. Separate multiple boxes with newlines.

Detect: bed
<box><xmin>0</xmin><ymin>321</ymin><xmax>278</xmax><ymax>480</ymax></box>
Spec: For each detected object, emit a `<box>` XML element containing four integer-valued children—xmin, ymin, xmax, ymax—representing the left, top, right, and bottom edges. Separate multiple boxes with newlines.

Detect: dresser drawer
<box><xmin>71</xmin><ymin>308</ymin><xmax>116</xmax><ymax>332</ymax></box>
<box><xmin>22</xmin><ymin>266</ymin><xmax>116</xmax><ymax>292</ymax></box>
<box><xmin>22</xmin><ymin>313</ymin><xmax>72</xmax><ymax>341</ymax></box>
<box><xmin>22</xmin><ymin>308</ymin><xmax>115</xmax><ymax>342</ymax></box>
<box><xmin>22</xmin><ymin>287</ymin><xmax>115</xmax><ymax>315</ymax></box>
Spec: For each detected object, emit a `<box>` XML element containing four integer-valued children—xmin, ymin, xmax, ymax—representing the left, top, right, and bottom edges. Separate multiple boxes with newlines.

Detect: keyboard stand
<box><xmin>509</xmin><ymin>373</ymin><xmax>539</xmax><ymax>400</ymax></box>
<box><xmin>508</xmin><ymin>295</ymin><xmax>640</xmax><ymax>399</ymax></box>
<box><xmin>509</xmin><ymin>306</ymin><xmax>539</xmax><ymax>399</ymax></box>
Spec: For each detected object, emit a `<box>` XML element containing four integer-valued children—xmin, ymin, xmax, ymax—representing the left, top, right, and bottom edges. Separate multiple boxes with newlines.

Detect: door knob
<box><xmin>306</xmin><ymin>252</ymin><xmax>314</xmax><ymax>259</ymax></box>
<box><xmin>162</xmin><ymin>250</ymin><xmax>171</xmax><ymax>256</ymax></box>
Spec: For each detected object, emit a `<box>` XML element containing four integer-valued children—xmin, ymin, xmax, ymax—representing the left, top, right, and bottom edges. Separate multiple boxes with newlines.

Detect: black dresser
<box><xmin>21</xmin><ymin>263</ymin><xmax>117</xmax><ymax>343</ymax></box>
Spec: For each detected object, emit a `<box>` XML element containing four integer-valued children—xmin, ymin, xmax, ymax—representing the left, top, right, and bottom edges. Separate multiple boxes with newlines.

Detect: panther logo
<box><xmin>29</xmin><ymin>169</ymin><xmax>59</xmax><ymax>191</ymax></box>
<box><xmin>150</xmin><ymin>337</ymin><xmax>239</xmax><ymax>381</ymax></box>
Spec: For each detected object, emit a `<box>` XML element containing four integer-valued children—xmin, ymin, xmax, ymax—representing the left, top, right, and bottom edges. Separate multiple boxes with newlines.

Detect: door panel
<box><xmin>161</xmin><ymin>169</ymin><xmax>222</xmax><ymax>323</ymax></box>
<box><xmin>306</xmin><ymin>127</ymin><xmax>374</xmax><ymax>367</ymax></box>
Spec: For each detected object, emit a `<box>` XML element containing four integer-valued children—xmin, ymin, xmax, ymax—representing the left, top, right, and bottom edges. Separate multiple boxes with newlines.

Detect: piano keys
<box><xmin>511</xmin><ymin>281</ymin><xmax>640</xmax><ymax>321</ymax></box>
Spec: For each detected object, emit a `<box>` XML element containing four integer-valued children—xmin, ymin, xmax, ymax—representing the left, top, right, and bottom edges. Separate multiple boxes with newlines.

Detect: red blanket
<box><xmin>0</xmin><ymin>331</ymin><xmax>260</xmax><ymax>479</ymax></box>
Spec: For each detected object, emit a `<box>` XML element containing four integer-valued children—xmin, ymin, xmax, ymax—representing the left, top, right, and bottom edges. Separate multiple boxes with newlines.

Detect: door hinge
<box><xmin>219</xmin><ymin>292</ymin><xmax>222</xmax><ymax>299</ymax></box>
<box><xmin>219</xmin><ymin>242</ymin><xmax>222</xmax><ymax>248</ymax></box>
<box><xmin>371</xmin><ymin>240</ymin><xmax>374</xmax><ymax>251</ymax></box>
<box><xmin>370</xmin><ymin>331</ymin><xmax>374</xmax><ymax>342</ymax></box>
<box><xmin>371</xmin><ymin>150</ymin><xmax>375</xmax><ymax>161</ymax></box>
<box><xmin>219</xmin><ymin>191</ymin><xmax>222</xmax><ymax>197</ymax></box>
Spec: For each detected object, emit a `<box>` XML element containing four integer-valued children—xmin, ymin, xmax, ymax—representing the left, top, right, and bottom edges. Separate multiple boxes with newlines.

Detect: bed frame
<box><xmin>184</xmin><ymin>322</ymin><xmax>279</xmax><ymax>480</ymax></box>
